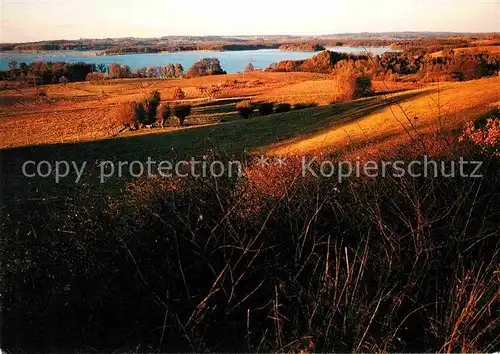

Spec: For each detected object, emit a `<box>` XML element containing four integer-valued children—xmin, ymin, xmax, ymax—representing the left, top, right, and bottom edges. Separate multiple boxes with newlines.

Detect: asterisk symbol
<box><xmin>255</xmin><ymin>155</ymin><xmax>270</xmax><ymax>167</ymax></box>
<box><xmin>274</xmin><ymin>156</ymin><xmax>287</xmax><ymax>167</ymax></box>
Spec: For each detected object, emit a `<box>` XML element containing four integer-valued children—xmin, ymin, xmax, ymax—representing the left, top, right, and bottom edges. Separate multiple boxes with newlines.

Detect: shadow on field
<box><xmin>1</xmin><ymin>90</ymin><xmax>430</xmax><ymax>203</ymax></box>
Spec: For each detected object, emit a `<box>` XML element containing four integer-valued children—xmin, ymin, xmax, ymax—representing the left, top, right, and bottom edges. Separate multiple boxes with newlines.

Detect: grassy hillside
<box><xmin>1</xmin><ymin>76</ymin><xmax>499</xmax><ymax>206</ymax></box>
<box><xmin>0</xmin><ymin>72</ymin><xmax>419</xmax><ymax>148</ymax></box>
<box><xmin>431</xmin><ymin>45</ymin><xmax>500</xmax><ymax>57</ymax></box>
<box><xmin>2</xmin><ymin>76</ymin><xmax>498</xmax><ymax>160</ymax></box>
<box><xmin>1</xmin><ymin>74</ymin><xmax>500</xmax><ymax>353</ymax></box>
<box><xmin>268</xmin><ymin>76</ymin><xmax>500</xmax><ymax>155</ymax></box>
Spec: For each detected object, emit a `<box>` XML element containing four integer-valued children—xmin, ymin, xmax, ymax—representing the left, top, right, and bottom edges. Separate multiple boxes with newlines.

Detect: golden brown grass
<box><xmin>1</xmin><ymin>73</ymin><xmax>498</xmax><ymax>158</ymax></box>
<box><xmin>0</xmin><ymin>72</ymin><xmax>355</xmax><ymax>148</ymax></box>
<box><xmin>0</xmin><ymin>72</ymin><xmax>324</xmax><ymax>148</ymax></box>
<box><xmin>266</xmin><ymin>76</ymin><xmax>500</xmax><ymax>156</ymax></box>
<box><xmin>254</xmin><ymin>80</ymin><xmax>418</xmax><ymax>105</ymax></box>
<box><xmin>431</xmin><ymin>45</ymin><xmax>500</xmax><ymax>57</ymax></box>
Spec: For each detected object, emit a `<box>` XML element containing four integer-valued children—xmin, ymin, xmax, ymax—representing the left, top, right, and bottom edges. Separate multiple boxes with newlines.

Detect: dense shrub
<box><xmin>174</xmin><ymin>104</ymin><xmax>191</xmax><ymax>125</ymax></box>
<box><xmin>235</xmin><ymin>101</ymin><xmax>254</xmax><ymax>119</ymax></box>
<box><xmin>274</xmin><ymin>103</ymin><xmax>291</xmax><ymax>113</ymax></box>
<box><xmin>272</xmin><ymin>59</ymin><xmax>303</xmax><ymax>72</ymax></box>
<box><xmin>258</xmin><ymin>102</ymin><xmax>274</xmax><ymax>116</ymax></box>
<box><xmin>293</xmin><ymin>103</ymin><xmax>308</xmax><ymax>110</ymax></box>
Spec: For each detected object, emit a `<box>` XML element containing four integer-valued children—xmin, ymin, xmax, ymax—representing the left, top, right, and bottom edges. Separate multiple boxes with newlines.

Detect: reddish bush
<box><xmin>116</xmin><ymin>102</ymin><xmax>138</xmax><ymax>129</ymax></box>
<box><xmin>460</xmin><ymin>117</ymin><xmax>500</xmax><ymax>156</ymax></box>
<box><xmin>172</xmin><ymin>87</ymin><xmax>185</xmax><ymax>100</ymax></box>
<box><xmin>332</xmin><ymin>61</ymin><xmax>373</xmax><ymax>101</ymax></box>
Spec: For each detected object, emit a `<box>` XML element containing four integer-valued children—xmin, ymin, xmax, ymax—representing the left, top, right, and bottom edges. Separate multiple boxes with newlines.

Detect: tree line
<box><xmin>279</xmin><ymin>43</ymin><xmax>326</xmax><ymax>52</ymax></box>
<box><xmin>1</xmin><ymin>58</ymin><xmax>226</xmax><ymax>85</ymax></box>
<box><xmin>267</xmin><ymin>50</ymin><xmax>500</xmax><ymax>82</ymax></box>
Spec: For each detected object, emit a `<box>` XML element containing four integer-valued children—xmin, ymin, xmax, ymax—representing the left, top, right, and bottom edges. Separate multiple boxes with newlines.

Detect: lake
<box><xmin>0</xmin><ymin>47</ymin><xmax>397</xmax><ymax>73</ymax></box>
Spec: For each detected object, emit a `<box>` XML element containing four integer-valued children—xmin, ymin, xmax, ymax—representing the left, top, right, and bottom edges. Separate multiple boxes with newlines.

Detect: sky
<box><xmin>1</xmin><ymin>0</ymin><xmax>499</xmax><ymax>43</ymax></box>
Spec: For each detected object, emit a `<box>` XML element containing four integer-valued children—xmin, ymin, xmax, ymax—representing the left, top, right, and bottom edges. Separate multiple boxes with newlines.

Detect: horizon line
<box><xmin>3</xmin><ymin>31</ymin><xmax>500</xmax><ymax>45</ymax></box>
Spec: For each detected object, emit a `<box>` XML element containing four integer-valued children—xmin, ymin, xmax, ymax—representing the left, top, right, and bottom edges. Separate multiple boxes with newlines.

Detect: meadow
<box><xmin>1</xmin><ymin>48</ymin><xmax>500</xmax><ymax>352</ymax></box>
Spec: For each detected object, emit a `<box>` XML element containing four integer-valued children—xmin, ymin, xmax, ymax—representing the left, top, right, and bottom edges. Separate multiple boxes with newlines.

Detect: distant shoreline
<box><xmin>0</xmin><ymin>49</ymin><xmax>245</xmax><ymax>57</ymax></box>
<box><xmin>0</xmin><ymin>50</ymin><xmax>102</xmax><ymax>56</ymax></box>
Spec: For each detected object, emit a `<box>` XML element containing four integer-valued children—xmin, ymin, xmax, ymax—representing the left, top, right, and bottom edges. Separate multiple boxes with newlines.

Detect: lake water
<box><xmin>0</xmin><ymin>47</ymin><xmax>397</xmax><ymax>73</ymax></box>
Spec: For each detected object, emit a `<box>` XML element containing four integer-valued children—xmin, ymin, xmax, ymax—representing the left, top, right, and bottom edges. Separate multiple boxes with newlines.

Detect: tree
<box><xmin>160</xmin><ymin>104</ymin><xmax>171</xmax><ymax>127</ymax></box>
<box><xmin>333</xmin><ymin>71</ymin><xmax>372</xmax><ymax>101</ymax></box>
<box><xmin>143</xmin><ymin>90</ymin><xmax>161</xmax><ymax>125</ymax></box>
<box><xmin>187</xmin><ymin>58</ymin><xmax>226</xmax><ymax>78</ymax></box>
<box><xmin>108</xmin><ymin>63</ymin><xmax>121</xmax><ymax>78</ymax></box>
<box><xmin>244</xmin><ymin>63</ymin><xmax>255</xmax><ymax>73</ymax></box>
<box><xmin>174</xmin><ymin>105</ymin><xmax>191</xmax><ymax>126</ymax></box>
<box><xmin>52</xmin><ymin>62</ymin><xmax>68</xmax><ymax>80</ymax></box>
<box><xmin>31</xmin><ymin>61</ymin><xmax>50</xmax><ymax>83</ymax></box>
<box><xmin>121</xmin><ymin>65</ymin><xmax>131</xmax><ymax>78</ymax></box>
<box><xmin>97</xmin><ymin>63</ymin><xmax>107</xmax><ymax>73</ymax></box>
<box><xmin>451</xmin><ymin>55</ymin><xmax>482</xmax><ymax>81</ymax></box>
<box><xmin>174</xmin><ymin>63</ymin><xmax>184</xmax><ymax>78</ymax></box>
<box><xmin>8</xmin><ymin>61</ymin><xmax>18</xmax><ymax>70</ymax></box>
<box><xmin>134</xmin><ymin>67</ymin><xmax>147</xmax><ymax>78</ymax></box>
<box><xmin>134</xmin><ymin>102</ymin><xmax>148</xmax><ymax>127</ymax></box>
<box><xmin>332</xmin><ymin>60</ymin><xmax>373</xmax><ymax>101</ymax></box>
<box><xmin>116</xmin><ymin>102</ymin><xmax>138</xmax><ymax>129</ymax></box>
<box><xmin>146</xmin><ymin>66</ymin><xmax>157</xmax><ymax>78</ymax></box>
<box><xmin>165</xmin><ymin>63</ymin><xmax>175</xmax><ymax>78</ymax></box>
<box><xmin>66</xmin><ymin>62</ymin><xmax>93</xmax><ymax>82</ymax></box>
<box><xmin>172</xmin><ymin>87</ymin><xmax>185</xmax><ymax>100</ymax></box>
<box><xmin>236</xmin><ymin>101</ymin><xmax>254</xmax><ymax>119</ymax></box>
